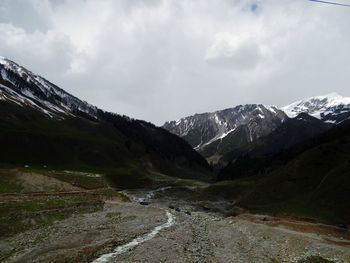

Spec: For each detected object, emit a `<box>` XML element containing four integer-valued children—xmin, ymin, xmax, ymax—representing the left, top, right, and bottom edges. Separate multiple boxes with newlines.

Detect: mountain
<box><xmin>208</xmin><ymin>119</ymin><xmax>350</xmax><ymax>224</ymax></box>
<box><xmin>163</xmin><ymin>104</ymin><xmax>287</xmax><ymax>158</ymax></box>
<box><xmin>219</xmin><ymin>113</ymin><xmax>332</xmax><ymax>179</ymax></box>
<box><xmin>283</xmin><ymin>93</ymin><xmax>350</xmax><ymax>124</ymax></box>
<box><xmin>163</xmin><ymin>93</ymin><xmax>350</xmax><ymax>162</ymax></box>
<box><xmin>0</xmin><ymin>56</ymin><xmax>98</xmax><ymax>119</ymax></box>
<box><xmin>196</xmin><ymin>94</ymin><xmax>350</xmax><ymax>224</ymax></box>
<box><xmin>0</xmin><ymin>56</ymin><xmax>210</xmax><ymax>184</ymax></box>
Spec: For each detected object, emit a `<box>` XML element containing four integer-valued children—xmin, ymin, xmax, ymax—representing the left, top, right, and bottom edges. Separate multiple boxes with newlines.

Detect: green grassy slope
<box><xmin>0</xmin><ymin>100</ymin><xmax>210</xmax><ymax>185</ymax></box>
<box><xmin>0</xmin><ymin>101</ymin><xmax>134</xmax><ymax>168</ymax></box>
<box><xmin>219</xmin><ymin>114</ymin><xmax>331</xmax><ymax>179</ymax></box>
<box><xmin>205</xmin><ymin>120</ymin><xmax>350</xmax><ymax>224</ymax></box>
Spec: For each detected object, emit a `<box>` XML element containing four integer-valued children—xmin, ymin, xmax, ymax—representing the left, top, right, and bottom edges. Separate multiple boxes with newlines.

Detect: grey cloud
<box><xmin>0</xmin><ymin>0</ymin><xmax>51</xmax><ymax>32</ymax></box>
<box><xmin>0</xmin><ymin>23</ymin><xmax>76</xmax><ymax>81</ymax></box>
<box><xmin>205</xmin><ymin>33</ymin><xmax>263</xmax><ymax>70</ymax></box>
<box><xmin>0</xmin><ymin>0</ymin><xmax>349</xmax><ymax>125</ymax></box>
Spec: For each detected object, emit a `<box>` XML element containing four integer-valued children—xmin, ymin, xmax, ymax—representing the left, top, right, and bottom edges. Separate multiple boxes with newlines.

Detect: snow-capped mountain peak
<box><xmin>0</xmin><ymin>56</ymin><xmax>7</xmax><ymax>64</ymax></box>
<box><xmin>283</xmin><ymin>93</ymin><xmax>350</xmax><ymax>124</ymax></box>
<box><xmin>0</xmin><ymin>56</ymin><xmax>98</xmax><ymax>119</ymax></box>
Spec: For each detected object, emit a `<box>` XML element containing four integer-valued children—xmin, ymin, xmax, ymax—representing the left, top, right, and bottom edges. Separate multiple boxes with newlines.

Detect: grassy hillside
<box><xmin>205</xmin><ymin>121</ymin><xmax>350</xmax><ymax>224</ymax></box>
<box><xmin>200</xmin><ymin>125</ymin><xmax>252</xmax><ymax>158</ymax></box>
<box><xmin>0</xmin><ymin>100</ymin><xmax>210</xmax><ymax>183</ymax></box>
<box><xmin>219</xmin><ymin>114</ymin><xmax>331</xmax><ymax>179</ymax></box>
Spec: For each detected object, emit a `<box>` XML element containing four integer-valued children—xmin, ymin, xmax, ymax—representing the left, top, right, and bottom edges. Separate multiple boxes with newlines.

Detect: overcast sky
<box><xmin>1</xmin><ymin>0</ymin><xmax>350</xmax><ymax>125</ymax></box>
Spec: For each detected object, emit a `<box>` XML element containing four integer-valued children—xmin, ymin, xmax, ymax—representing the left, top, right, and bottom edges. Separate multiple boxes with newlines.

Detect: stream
<box><xmin>91</xmin><ymin>187</ymin><xmax>176</xmax><ymax>263</ymax></box>
<box><xmin>92</xmin><ymin>210</ymin><xmax>175</xmax><ymax>263</ymax></box>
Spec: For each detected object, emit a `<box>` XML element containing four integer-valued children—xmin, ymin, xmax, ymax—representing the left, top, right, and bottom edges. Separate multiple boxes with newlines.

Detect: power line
<box><xmin>308</xmin><ymin>0</ymin><xmax>350</xmax><ymax>7</ymax></box>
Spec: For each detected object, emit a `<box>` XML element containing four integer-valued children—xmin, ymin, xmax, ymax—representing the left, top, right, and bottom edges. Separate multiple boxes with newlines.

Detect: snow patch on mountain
<box><xmin>0</xmin><ymin>56</ymin><xmax>9</xmax><ymax>67</ymax></box>
<box><xmin>283</xmin><ymin>93</ymin><xmax>350</xmax><ymax>124</ymax></box>
<box><xmin>164</xmin><ymin>104</ymin><xmax>287</xmax><ymax>152</ymax></box>
<box><xmin>0</xmin><ymin>56</ymin><xmax>98</xmax><ymax>119</ymax></box>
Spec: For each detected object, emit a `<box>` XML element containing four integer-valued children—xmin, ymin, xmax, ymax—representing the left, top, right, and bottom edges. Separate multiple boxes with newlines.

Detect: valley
<box><xmin>1</xmin><ymin>57</ymin><xmax>350</xmax><ymax>262</ymax></box>
<box><xmin>0</xmin><ymin>168</ymin><xmax>349</xmax><ymax>263</ymax></box>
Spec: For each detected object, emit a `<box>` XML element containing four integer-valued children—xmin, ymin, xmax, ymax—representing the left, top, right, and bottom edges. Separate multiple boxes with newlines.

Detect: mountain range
<box><xmin>163</xmin><ymin>92</ymin><xmax>350</xmax><ymax>164</ymax></box>
<box><xmin>162</xmin><ymin>91</ymin><xmax>350</xmax><ymax>223</ymax></box>
<box><xmin>1</xmin><ymin>56</ymin><xmax>350</xmax><ymax>224</ymax></box>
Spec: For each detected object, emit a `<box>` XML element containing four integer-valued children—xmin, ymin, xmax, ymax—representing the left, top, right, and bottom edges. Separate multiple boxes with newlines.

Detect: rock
<box><xmin>175</xmin><ymin>207</ymin><xmax>181</xmax><ymax>212</ymax></box>
<box><xmin>338</xmin><ymin>224</ymin><xmax>347</xmax><ymax>229</ymax></box>
<box><xmin>229</xmin><ymin>206</ymin><xmax>245</xmax><ymax>217</ymax></box>
<box><xmin>261</xmin><ymin>216</ymin><xmax>268</xmax><ymax>222</ymax></box>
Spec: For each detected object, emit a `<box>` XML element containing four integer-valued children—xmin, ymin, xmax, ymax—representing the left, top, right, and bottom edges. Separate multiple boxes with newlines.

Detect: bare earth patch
<box><xmin>17</xmin><ymin>171</ymin><xmax>82</xmax><ymax>192</ymax></box>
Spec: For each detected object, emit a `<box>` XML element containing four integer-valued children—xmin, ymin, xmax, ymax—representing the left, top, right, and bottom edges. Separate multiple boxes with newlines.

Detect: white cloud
<box><xmin>0</xmin><ymin>23</ymin><xmax>76</xmax><ymax>75</ymax></box>
<box><xmin>205</xmin><ymin>32</ymin><xmax>263</xmax><ymax>70</ymax></box>
<box><xmin>0</xmin><ymin>0</ymin><xmax>350</xmax><ymax>125</ymax></box>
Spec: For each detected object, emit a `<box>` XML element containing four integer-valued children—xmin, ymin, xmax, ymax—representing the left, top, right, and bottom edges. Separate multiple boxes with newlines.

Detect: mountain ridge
<box><xmin>163</xmin><ymin>104</ymin><xmax>287</xmax><ymax>158</ymax></box>
<box><xmin>163</xmin><ymin>92</ymin><xmax>350</xmax><ymax>161</ymax></box>
<box><xmin>0</xmin><ymin>56</ymin><xmax>211</xmax><ymax>181</ymax></box>
<box><xmin>0</xmin><ymin>56</ymin><xmax>99</xmax><ymax>119</ymax></box>
<box><xmin>283</xmin><ymin>92</ymin><xmax>350</xmax><ymax>124</ymax></box>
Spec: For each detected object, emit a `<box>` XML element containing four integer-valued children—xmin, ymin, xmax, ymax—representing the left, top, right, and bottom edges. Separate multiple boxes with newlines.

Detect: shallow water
<box><xmin>91</xmin><ymin>210</ymin><xmax>175</xmax><ymax>263</ymax></box>
<box><xmin>121</xmin><ymin>186</ymin><xmax>173</xmax><ymax>202</ymax></box>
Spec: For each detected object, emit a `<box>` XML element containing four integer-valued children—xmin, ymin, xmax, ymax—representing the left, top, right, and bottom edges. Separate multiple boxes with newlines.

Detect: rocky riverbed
<box><xmin>1</xmin><ymin>187</ymin><xmax>349</xmax><ymax>263</ymax></box>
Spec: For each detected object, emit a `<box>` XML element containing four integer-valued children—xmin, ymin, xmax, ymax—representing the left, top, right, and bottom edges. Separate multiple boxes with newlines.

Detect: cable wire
<box><xmin>308</xmin><ymin>0</ymin><xmax>350</xmax><ymax>7</ymax></box>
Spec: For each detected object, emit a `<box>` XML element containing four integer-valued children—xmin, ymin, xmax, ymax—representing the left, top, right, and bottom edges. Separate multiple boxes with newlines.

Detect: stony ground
<box><xmin>1</xmin><ymin>170</ymin><xmax>349</xmax><ymax>263</ymax></box>
<box><xmin>3</xmin><ymin>196</ymin><xmax>349</xmax><ymax>263</ymax></box>
<box><xmin>0</xmin><ymin>200</ymin><xmax>167</xmax><ymax>263</ymax></box>
<box><xmin>110</xmin><ymin>208</ymin><xmax>350</xmax><ymax>263</ymax></box>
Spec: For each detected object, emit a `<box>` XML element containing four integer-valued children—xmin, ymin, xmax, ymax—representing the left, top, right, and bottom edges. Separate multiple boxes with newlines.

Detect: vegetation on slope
<box><xmin>0</xmin><ymin>100</ymin><xmax>210</xmax><ymax>182</ymax></box>
<box><xmin>207</xmin><ymin>120</ymin><xmax>350</xmax><ymax>224</ymax></box>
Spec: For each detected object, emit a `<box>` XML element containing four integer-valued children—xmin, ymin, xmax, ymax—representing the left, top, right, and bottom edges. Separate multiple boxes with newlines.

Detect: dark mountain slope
<box><xmin>219</xmin><ymin>114</ymin><xmax>332</xmax><ymax>179</ymax></box>
<box><xmin>208</xmin><ymin>120</ymin><xmax>350</xmax><ymax>224</ymax></box>
<box><xmin>100</xmin><ymin>111</ymin><xmax>209</xmax><ymax>169</ymax></box>
<box><xmin>201</xmin><ymin>125</ymin><xmax>253</xmax><ymax>159</ymax></box>
<box><xmin>240</xmin><ymin>122</ymin><xmax>350</xmax><ymax>224</ymax></box>
<box><xmin>0</xmin><ymin>57</ymin><xmax>210</xmax><ymax>183</ymax></box>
